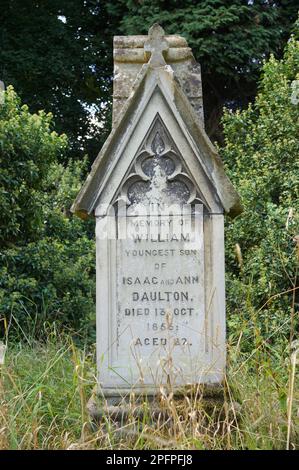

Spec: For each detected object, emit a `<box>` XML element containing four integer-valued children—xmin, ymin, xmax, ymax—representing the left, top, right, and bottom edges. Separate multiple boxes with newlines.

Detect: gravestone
<box><xmin>72</xmin><ymin>25</ymin><xmax>242</xmax><ymax>407</ymax></box>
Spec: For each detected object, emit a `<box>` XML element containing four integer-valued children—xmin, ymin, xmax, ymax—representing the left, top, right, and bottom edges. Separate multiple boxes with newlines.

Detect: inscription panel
<box><xmin>111</xmin><ymin>213</ymin><xmax>205</xmax><ymax>386</ymax></box>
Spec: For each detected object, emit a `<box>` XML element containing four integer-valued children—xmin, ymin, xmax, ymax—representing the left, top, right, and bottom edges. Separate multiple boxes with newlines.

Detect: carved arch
<box><xmin>113</xmin><ymin>115</ymin><xmax>210</xmax><ymax>212</ymax></box>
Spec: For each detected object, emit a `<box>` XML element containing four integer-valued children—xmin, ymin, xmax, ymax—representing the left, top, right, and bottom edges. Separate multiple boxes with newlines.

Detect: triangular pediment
<box><xmin>114</xmin><ymin>114</ymin><xmax>210</xmax><ymax>213</ymax></box>
<box><xmin>72</xmin><ymin>60</ymin><xmax>242</xmax><ymax>218</ymax></box>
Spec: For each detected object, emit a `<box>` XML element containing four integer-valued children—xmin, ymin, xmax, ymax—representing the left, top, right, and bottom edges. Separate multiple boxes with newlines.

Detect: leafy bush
<box><xmin>0</xmin><ymin>87</ymin><xmax>95</xmax><ymax>339</ymax></box>
<box><xmin>0</xmin><ymin>87</ymin><xmax>67</xmax><ymax>246</ymax></box>
<box><xmin>221</xmin><ymin>31</ymin><xmax>299</xmax><ymax>348</ymax></box>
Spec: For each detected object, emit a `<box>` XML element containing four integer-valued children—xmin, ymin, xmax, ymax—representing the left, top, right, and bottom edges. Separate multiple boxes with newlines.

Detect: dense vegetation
<box><xmin>0</xmin><ymin>0</ymin><xmax>298</xmax><ymax>154</ymax></box>
<box><xmin>222</xmin><ymin>31</ymin><xmax>299</xmax><ymax>349</ymax></box>
<box><xmin>0</xmin><ymin>0</ymin><xmax>113</xmax><ymax>159</ymax></box>
<box><xmin>0</xmin><ymin>89</ymin><xmax>95</xmax><ymax>339</ymax></box>
<box><xmin>112</xmin><ymin>0</ymin><xmax>299</xmax><ymax>141</ymax></box>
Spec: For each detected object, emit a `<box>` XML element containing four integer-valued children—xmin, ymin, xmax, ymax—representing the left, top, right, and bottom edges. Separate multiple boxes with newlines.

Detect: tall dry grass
<box><xmin>0</xmin><ymin>315</ymin><xmax>298</xmax><ymax>450</ymax></box>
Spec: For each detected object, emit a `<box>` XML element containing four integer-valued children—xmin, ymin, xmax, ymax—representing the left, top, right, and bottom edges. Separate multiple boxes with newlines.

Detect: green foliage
<box><xmin>0</xmin><ymin>86</ymin><xmax>67</xmax><ymax>246</ymax></box>
<box><xmin>0</xmin><ymin>87</ymin><xmax>95</xmax><ymax>338</ymax></box>
<box><xmin>221</xmin><ymin>32</ymin><xmax>299</xmax><ymax>347</ymax></box>
<box><xmin>0</xmin><ymin>0</ymin><xmax>114</xmax><ymax>159</ymax></box>
<box><xmin>1</xmin><ymin>1</ymin><xmax>297</xmax><ymax>154</ymax></box>
<box><xmin>111</xmin><ymin>0</ymin><xmax>299</xmax><ymax>140</ymax></box>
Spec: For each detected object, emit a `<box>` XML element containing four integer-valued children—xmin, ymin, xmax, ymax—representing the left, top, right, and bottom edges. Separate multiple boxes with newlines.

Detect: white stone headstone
<box><xmin>72</xmin><ymin>25</ymin><xmax>242</xmax><ymax>401</ymax></box>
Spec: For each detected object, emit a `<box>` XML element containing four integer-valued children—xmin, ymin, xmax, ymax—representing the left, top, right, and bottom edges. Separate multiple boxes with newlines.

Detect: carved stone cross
<box><xmin>144</xmin><ymin>24</ymin><xmax>169</xmax><ymax>67</ymax></box>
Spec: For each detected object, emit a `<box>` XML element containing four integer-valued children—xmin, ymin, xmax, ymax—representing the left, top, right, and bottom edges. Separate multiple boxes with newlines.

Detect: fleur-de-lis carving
<box><xmin>151</xmin><ymin>131</ymin><xmax>165</xmax><ymax>155</ymax></box>
<box><xmin>114</xmin><ymin>116</ymin><xmax>207</xmax><ymax>209</ymax></box>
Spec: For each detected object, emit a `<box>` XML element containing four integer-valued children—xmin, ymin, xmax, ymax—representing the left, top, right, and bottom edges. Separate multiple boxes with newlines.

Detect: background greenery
<box><xmin>0</xmin><ymin>88</ymin><xmax>95</xmax><ymax>340</ymax></box>
<box><xmin>222</xmin><ymin>31</ymin><xmax>299</xmax><ymax>349</ymax></box>
<box><xmin>0</xmin><ymin>0</ymin><xmax>298</xmax><ymax>451</ymax></box>
<box><xmin>1</xmin><ymin>0</ymin><xmax>298</xmax><ymax>155</ymax></box>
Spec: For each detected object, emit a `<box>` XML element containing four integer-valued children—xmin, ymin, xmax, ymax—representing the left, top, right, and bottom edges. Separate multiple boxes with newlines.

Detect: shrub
<box><xmin>221</xmin><ymin>31</ymin><xmax>299</xmax><ymax>348</ymax></box>
<box><xmin>0</xmin><ymin>87</ymin><xmax>95</xmax><ymax>339</ymax></box>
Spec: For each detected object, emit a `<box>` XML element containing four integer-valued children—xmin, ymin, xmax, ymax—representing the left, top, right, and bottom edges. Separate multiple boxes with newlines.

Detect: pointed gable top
<box><xmin>71</xmin><ymin>25</ymin><xmax>242</xmax><ymax>219</ymax></box>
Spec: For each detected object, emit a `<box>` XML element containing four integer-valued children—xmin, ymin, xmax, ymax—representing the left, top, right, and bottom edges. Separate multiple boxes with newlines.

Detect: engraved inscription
<box><xmin>113</xmin><ymin>214</ymin><xmax>205</xmax><ymax>384</ymax></box>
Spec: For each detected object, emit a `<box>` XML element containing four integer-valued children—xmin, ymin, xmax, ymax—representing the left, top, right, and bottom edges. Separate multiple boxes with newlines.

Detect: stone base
<box><xmin>87</xmin><ymin>384</ymin><xmax>226</xmax><ymax>430</ymax></box>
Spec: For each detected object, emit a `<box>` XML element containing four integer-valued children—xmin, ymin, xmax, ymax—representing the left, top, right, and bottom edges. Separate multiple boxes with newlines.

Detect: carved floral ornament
<box><xmin>114</xmin><ymin>115</ymin><xmax>208</xmax><ymax>213</ymax></box>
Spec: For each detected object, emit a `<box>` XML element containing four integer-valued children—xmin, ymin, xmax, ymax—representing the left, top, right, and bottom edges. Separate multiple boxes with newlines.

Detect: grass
<box><xmin>0</xmin><ymin>324</ymin><xmax>298</xmax><ymax>450</ymax></box>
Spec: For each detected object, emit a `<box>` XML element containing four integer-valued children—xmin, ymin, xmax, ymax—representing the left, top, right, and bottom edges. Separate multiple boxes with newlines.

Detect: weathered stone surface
<box><xmin>87</xmin><ymin>383</ymin><xmax>228</xmax><ymax>433</ymax></box>
<box><xmin>112</xmin><ymin>24</ymin><xmax>203</xmax><ymax>126</ymax></box>
<box><xmin>114</xmin><ymin>34</ymin><xmax>188</xmax><ymax>49</ymax></box>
